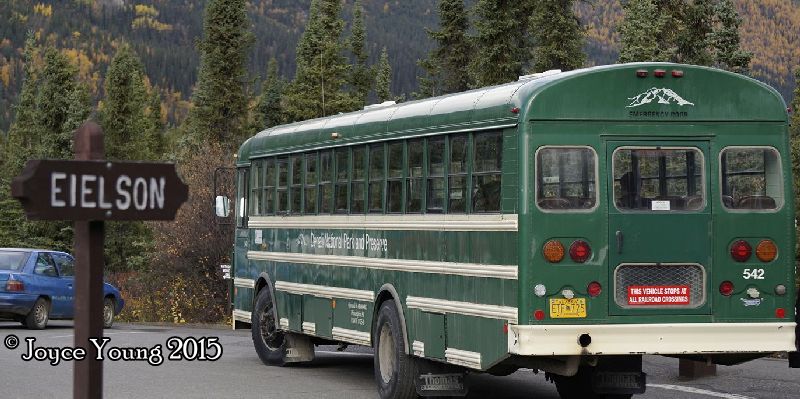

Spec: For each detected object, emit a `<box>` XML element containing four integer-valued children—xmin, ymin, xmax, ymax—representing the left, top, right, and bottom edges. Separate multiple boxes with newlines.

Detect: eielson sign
<box><xmin>11</xmin><ymin>160</ymin><xmax>188</xmax><ymax>221</ymax></box>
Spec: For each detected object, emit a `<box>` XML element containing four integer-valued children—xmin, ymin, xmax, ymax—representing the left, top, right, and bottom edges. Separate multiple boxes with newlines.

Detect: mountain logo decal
<box><xmin>626</xmin><ymin>87</ymin><xmax>695</xmax><ymax>108</ymax></box>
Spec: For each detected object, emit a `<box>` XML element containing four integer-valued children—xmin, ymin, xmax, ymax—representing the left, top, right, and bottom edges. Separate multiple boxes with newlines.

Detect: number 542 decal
<box><xmin>742</xmin><ymin>269</ymin><xmax>765</xmax><ymax>280</ymax></box>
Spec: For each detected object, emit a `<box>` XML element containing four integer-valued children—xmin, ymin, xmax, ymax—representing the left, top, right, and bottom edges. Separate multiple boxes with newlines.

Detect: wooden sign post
<box><xmin>10</xmin><ymin>122</ymin><xmax>188</xmax><ymax>399</ymax></box>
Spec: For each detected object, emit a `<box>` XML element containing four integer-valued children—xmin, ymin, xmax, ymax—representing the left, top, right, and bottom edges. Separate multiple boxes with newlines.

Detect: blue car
<box><xmin>0</xmin><ymin>248</ymin><xmax>124</xmax><ymax>329</ymax></box>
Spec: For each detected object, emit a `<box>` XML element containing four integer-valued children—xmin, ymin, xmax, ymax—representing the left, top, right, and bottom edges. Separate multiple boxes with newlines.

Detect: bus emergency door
<box><xmin>606</xmin><ymin>142</ymin><xmax>712</xmax><ymax>316</ymax></box>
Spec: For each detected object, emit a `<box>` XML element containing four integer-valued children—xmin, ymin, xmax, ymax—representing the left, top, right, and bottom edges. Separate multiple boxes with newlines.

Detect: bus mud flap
<box><xmin>414</xmin><ymin>359</ymin><xmax>468</xmax><ymax>397</ymax></box>
<box><xmin>284</xmin><ymin>333</ymin><xmax>315</xmax><ymax>363</ymax></box>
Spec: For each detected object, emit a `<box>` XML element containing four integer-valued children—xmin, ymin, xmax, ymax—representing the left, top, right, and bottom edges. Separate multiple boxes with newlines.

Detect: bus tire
<box><xmin>552</xmin><ymin>367</ymin><xmax>633</xmax><ymax>399</ymax></box>
<box><xmin>374</xmin><ymin>301</ymin><xmax>417</xmax><ymax>399</ymax></box>
<box><xmin>251</xmin><ymin>287</ymin><xmax>286</xmax><ymax>366</ymax></box>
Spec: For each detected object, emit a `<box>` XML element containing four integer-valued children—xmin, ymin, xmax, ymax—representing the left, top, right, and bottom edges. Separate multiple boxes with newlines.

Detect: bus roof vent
<box><xmin>518</xmin><ymin>69</ymin><xmax>562</xmax><ymax>81</ymax></box>
<box><xmin>364</xmin><ymin>101</ymin><xmax>397</xmax><ymax>110</ymax></box>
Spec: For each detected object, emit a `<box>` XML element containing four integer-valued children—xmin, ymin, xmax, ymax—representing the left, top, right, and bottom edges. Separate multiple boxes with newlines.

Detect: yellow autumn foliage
<box><xmin>134</xmin><ymin>4</ymin><xmax>159</xmax><ymax>17</ymax></box>
<box><xmin>33</xmin><ymin>3</ymin><xmax>52</xmax><ymax>17</ymax></box>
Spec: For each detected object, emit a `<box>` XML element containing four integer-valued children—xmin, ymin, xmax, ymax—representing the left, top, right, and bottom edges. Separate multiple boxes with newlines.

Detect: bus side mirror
<box><xmin>215</xmin><ymin>196</ymin><xmax>231</xmax><ymax>218</ymax></box>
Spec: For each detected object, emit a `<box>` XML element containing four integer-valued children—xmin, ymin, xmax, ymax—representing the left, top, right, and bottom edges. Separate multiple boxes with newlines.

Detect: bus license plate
<box><xmin>549</xmin><ymin>298</ymin><xmax>587</xmax><ymax>318</ymax></box>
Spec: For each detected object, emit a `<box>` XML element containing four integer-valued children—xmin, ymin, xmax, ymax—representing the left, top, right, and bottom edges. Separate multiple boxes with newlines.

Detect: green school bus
<box><xmin>223</xmin><ymin>63</ymin><xmax>799</xmax><ymax>398</ymax></box>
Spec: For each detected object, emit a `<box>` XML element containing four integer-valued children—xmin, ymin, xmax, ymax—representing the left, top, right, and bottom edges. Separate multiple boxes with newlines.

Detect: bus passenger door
<box><xmin>606</xmin><ymin>142</ymin><xmax>712</xmax><ymax>316</ymax></box>
<box><xmin>234</xmin><ymin>168</ymin><xmax>250</xmax><ymax>309</ymax></box>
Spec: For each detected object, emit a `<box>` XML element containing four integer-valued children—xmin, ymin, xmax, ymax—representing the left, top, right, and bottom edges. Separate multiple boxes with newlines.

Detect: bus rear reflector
<box><xmin>776</xmin><ymin>308</ymin><xmax>786</xmax><ymax>318</ymax></box>
<box><xmin>569</xmin><ymin>240</ymin><xmax>591</xmax><ymax>263</ymax></box>
<box><xmin>5</xmin><ymin>279</ymin><xmax>24</xmax><ymax>292</ymax></box>
<box><xmin>755</xmin><ymin>240</ymin><xmax>777</xmax><ymax>262</ymax></box>
<box><xmin>730</xmin><ymin>240</ymin><xmax>752</xmax><ymax>262</ymax></box>
<box><xmin>587</xmin><ymin>282</ymin><xmax>602</xmax><ymax>297</ymax></box>
<box><xmin>543</xmin><ymin>240</ymin><xmax>565</xmax><ymax>263</ymax></box>
<box><xmin>719</xmin><ymin>281</ymin><xmax>734</xmax><ymax>296</ymax></box>
<box><xmin>534</xmin><ymin>310</ymin><xmax>545</xmax><ymax>320</ymax></box>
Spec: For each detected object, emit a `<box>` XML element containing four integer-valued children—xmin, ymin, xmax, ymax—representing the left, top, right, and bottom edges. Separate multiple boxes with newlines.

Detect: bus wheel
<box><xmin>374</xmin><ymin>301</ymin><xmax>417</xmax><ymax>399</ymax></box>
<box><xmin>251</xmin><ymin>287</ymin><xmax>286</xmax><ymax>366</ymax></box>
<box><xmin>552</xmin><ymin>367</ymin><xmax>633</xmax><ymax>399</ymax></box>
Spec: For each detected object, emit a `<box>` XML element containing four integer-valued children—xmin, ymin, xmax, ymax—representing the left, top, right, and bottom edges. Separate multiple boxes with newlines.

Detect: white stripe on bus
<box><xmin>233</xmin><ymin>278</ymin><xmax>255</xmax><ymax>288</ymax></box>
<box><xmin>248</xmin><ymin>251</ymin><xmax>518</xmax><ymax>280</ymax></box>
<box><xmin>248</xmin><ymin>214</ymin><xmax>519</xmax><ymax>232</ymax></box>
<box><xmin>275</xmin><ymin>281</ymin><xmax>375</xmax><ymax>302</ymax></box>
<box><xmin>406</xmin><ymin>296</ymin><xmax>518</xmax><ymax>324</ymax></box>
<box><xmin>331</xmin><ymin>327</ymin><xmax>371</xmax><ymax>346</ymax></box>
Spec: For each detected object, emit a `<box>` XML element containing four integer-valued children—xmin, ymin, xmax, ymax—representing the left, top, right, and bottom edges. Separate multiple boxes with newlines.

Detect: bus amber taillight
<box><xmin>719</xmin><ymin>281</ymin><xmax>734</xmax><ymax>296</ymax></box>
<box><xmin>730</xmin><ymin>240</ymin><xmax>752</xmax><ymax>262</ymax></box>
<box><xmin>569</xmin><ymin>240</ymin><xmax>591</xmax><ymax>263</ymax></box>
<box><xmin>755</xmin><ymin>240</ymin><xmax>777</xmax><ymax>262</ymax></box>
<box><xmin>543</xmin><ymin>240</ymin><xmax>565</xmax><ymax>263</ymax></box>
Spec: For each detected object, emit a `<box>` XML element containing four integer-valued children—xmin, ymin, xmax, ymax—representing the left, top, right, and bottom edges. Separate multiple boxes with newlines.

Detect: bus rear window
<box><xmin>721</xmin><ymin>147</ymin><xmax>783</xmax><ymax>210</ymax></box>
<box><xmin>536</xmin><ymin>147</ymin><xmax>597</xmax><ymax>211</ymax></box>
<box><xmin>612</xmin><ymin>148</ymin><xmax>704</xmax><ymax>212</ymax></box>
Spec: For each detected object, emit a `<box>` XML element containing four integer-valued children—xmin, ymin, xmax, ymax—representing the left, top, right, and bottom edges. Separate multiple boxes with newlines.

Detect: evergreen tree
<box><xmin>349</xmin><ymin>0</ymin><xmax>372</xmax><ymax>106</ymax></box>
<box><xmin>184</xmin><ymin>0</ymin><xmax>253</xmax><ymax>145</ymax></box>
<box><xmin>284</xmin><ymin>0</ymin><xmax>355</xmax><ymax>122</ymax></box>
<box><xmin>418</xmin><ymin>0</ymin><xmax>472</xmax><ymax>96</ymax></box>
<box><xmin>618</xmin><ymin>0</ymin><xmax>669</xmax><ymax>63</ymax></box>
<box><xmin>530</xmin><ymin>0</ymin><xmax>586</xmax><ymax>72</ymax></box>
<box><xmin>101</xmin><ymin>44</ymin><xmax>148</xmax><ymax>160</ymax></box>
<box><xmin>675</xmin><ymin>0</ymin><xmax>715</xmax><ymax>66</ymax></box>
<box><xmin>376</xmin><ymin>47</ymin><xmax>392</xmax><ymax>102</ymax></box>
<box><xmin>0</xmin><ymin>44</ymin><xmax>90</xmax><ymax>250</ymax></box>
<box><xmin>255</xmin><ymin>59</ymin><xmax>286</xmax><ymax>129</ymax></box>
<box><xmin>789</xmin><ymin>68</ymin><xmax>800</xmax><ymax>266</ymax></box>
<box><xmin>144</xmin><ymin>89</ymin><xmax>165</xmax><ymax>159</ymax></box>
<box><xmin>471</xmin><ymin>0</ymin><xmax>532</xmax><ymax>87</ymax></box>
<box><xmin>710</xmin><ymin>0</ymin><xmax>752</xmax><ymax>74</ymax></box>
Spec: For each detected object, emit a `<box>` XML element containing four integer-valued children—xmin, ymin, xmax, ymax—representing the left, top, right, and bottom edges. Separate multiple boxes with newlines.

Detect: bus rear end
<box><xmin>511</xmin><ymin>64</ymin><xmax>797</xmax><ymax>396</ymax></box>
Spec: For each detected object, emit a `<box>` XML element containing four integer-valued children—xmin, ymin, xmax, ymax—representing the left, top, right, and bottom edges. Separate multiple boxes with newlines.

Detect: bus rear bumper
<box><xmin>508</xmin><ymin>322</ymin><xmax>796</xmax><ymax>356</ymax></box>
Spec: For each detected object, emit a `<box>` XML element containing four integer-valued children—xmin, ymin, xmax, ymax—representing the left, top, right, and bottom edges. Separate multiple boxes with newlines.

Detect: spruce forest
<box><xmin>0</xmin><ymin>0</ymin><xmax>798</xmax><ymax>322</ymax></box>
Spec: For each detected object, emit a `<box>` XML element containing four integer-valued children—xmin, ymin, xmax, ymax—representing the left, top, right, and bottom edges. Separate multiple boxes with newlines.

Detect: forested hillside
<box><xmin>0</xmin><ymin>0</ymin><xmax>438</xmax><ymax>131</ymax></box>
<box><xmin>0</xmin><ymin>0</ymin><xmax>798</xmax><ymax>133</ymax></box>
<box><xmin>578</xmin><ymin>0</ymin><xmax>800</xmax><ymax>100</ymax></box>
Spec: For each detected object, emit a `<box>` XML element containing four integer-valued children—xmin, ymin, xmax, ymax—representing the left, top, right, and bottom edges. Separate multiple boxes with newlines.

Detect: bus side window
<box><xmin>427</xmin><ymin>137</ymin><xmax>445</xmax><ymax>213</ymax></box>
<box><xmin>264</xmin><ymin>158</ymin><xmax>275</xmax><ymax>215</ymax></box>
<box><xmin>335</xmin><ymin>147</ymin><xmax>350</xmax><ymax>214</ymax></box>
<box><xmin>277</xmin><ymin>157</ymin><xmax>289</xmax><ymax>214</ymax></box>
<box><xmin>291</xmin><ymin>155</ymin><xmax>302</xmax><ymax>214</ymax></box>
<box><xmin>369</xmin><ymin>144</ymin><xmax>386</xmax><ymax>213</ymax></box>
<box><xmin>320</xmin><ymin>151</ymin><xmax>333</xmax><ymax>214</ymax></box>
<box><xmin>387</xmin><ymin>142</ymin><xmax>404</xmax><ymax>213</ymax></box>
<box><xmin>407</xmin><ymin>139</ymin><xmax>424</xmax><ymax>213</ymax></box>
<box><xmin>352</xmin><ymin>146</ymin><xmax>367</xmax><ymax>214</ymax></box>
<box><xmin>449</xmin><ymin>134</ymin><xmax>468</xmax><ymax>213</ymax></box>
<box><xmin>305</xmin><ymin>152</ymin><xmax>318</xmax><ymax>214</ymax></box>
<box><xmin>472</xmin><ymin>131</ymin><xmax>502</xmax><ymax>213</ymax></box>
<box><xmin>250</xmin><ymin>160</ymin><xmax>263</xmax><ymax>216</ymax></box>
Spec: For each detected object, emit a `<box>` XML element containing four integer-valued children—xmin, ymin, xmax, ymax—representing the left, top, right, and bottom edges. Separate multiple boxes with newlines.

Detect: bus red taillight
<box><xmin>776</xmin><ymin>308</ymin><xmax>786</xmax><ymax>318</ymax></box>
<box><xmin>569</xmin><ymin>240</ymin><xmax>591</xmax><ymax>263</ymax></box>
<box><xmin>587</xmin><ymin>282</ymin><xmax>602</xmax><ymax>297</ymax></box>
<box><xmin>543</xmin><ymin>240</ymin><xmax>565</xmax><ymax>263</ymax></box>
<box><xmin>5</xmin><ymin>279</ymin><xmax>24</xmax><ymax>292</ymax></box>
<box><xmin>730</xmin><ymin>240</ymin><xmax>752</xmax><ymax>262</ymax></box>
<box><xmin>719</xmin><ymin>281</ymin><xmax>734</xmax><ymax>296</ymax></box>
<box><xmin>534</xmin><ymin>310</ymin><xmax>545</xmax><ymax>320</ymax></box>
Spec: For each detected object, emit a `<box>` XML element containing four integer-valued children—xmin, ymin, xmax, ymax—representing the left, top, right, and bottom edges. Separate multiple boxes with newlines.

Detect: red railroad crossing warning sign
<box><xmin>11</xmin><ymin>159</ymin><xmax>188</xmax><ymax>221</ymax></box>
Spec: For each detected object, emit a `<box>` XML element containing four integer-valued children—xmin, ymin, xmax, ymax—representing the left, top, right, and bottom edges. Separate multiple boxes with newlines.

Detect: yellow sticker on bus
<box><xmin>549</xmin><ymin>298</ymin><xmax>587</xmax><ymax>318</ymax></box>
